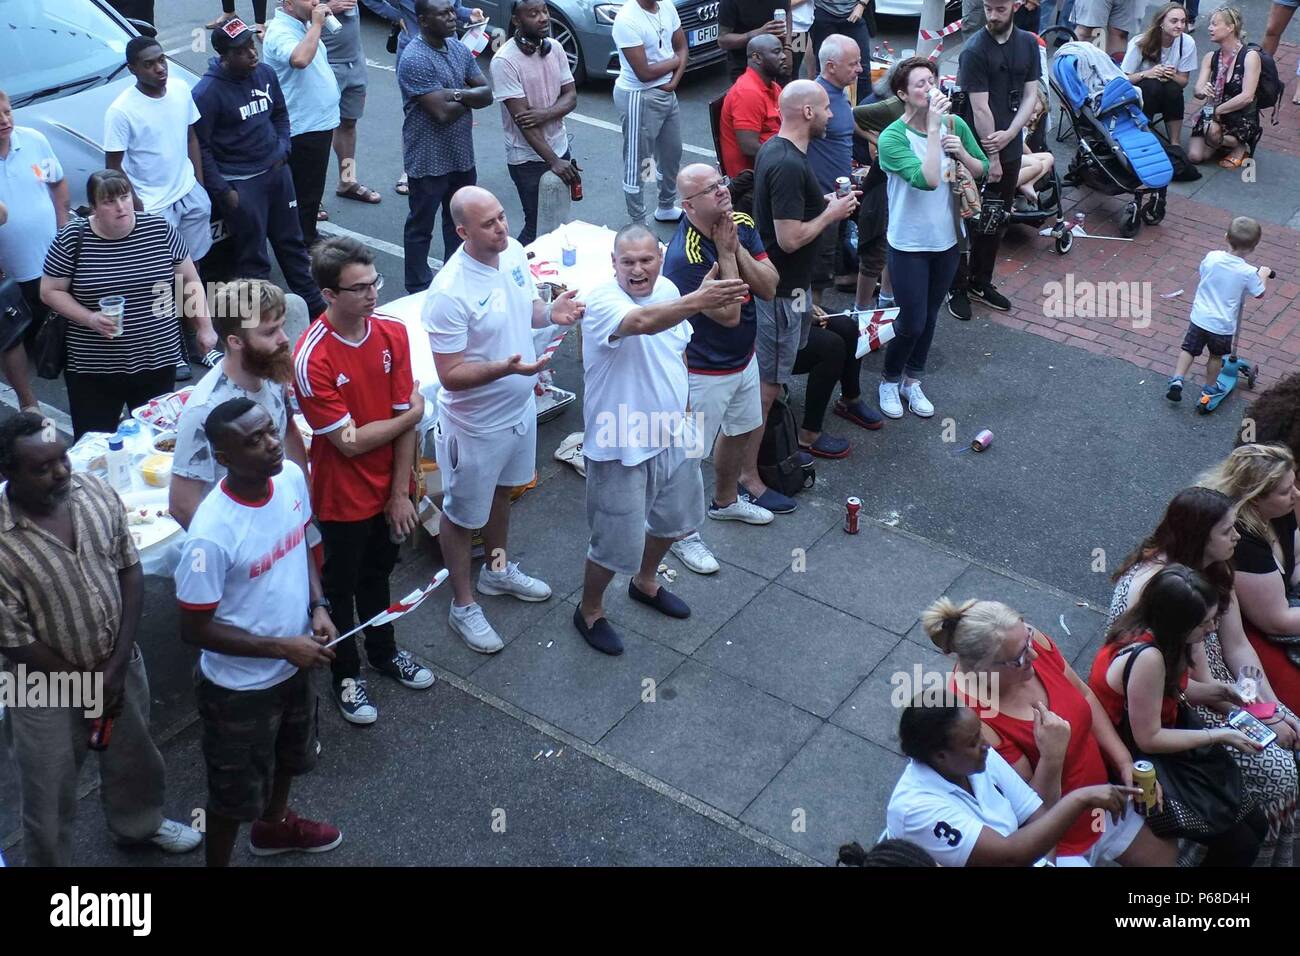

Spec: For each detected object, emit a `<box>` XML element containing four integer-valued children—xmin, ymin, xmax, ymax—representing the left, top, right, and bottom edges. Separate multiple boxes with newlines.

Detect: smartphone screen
<box><xmin>1228</xmin><ymin>709</ymin><xmax>1278</xmax><ymax>748</ymax></box>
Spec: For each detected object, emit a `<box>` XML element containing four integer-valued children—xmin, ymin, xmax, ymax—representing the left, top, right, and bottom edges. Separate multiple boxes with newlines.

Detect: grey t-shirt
<box><xmin>321</xmin><ymin>6</ymin><xmax>366</xmax><ymax>75</ymax></box>
<box><xmin>816</xmin><ymin>0</ymin><xmax>861</xmax><ymax>16</ymax></box>
<box><xmin>171</xmin><ymin>364</ymin><xmax>290</xmax><ymax>486</ymax></box>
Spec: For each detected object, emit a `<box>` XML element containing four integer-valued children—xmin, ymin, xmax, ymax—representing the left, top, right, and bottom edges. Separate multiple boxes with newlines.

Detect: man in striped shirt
<box><xmin>0</xmin><ymin>413</ymin><xmax>201</xmax><ymax>866</ymax></box>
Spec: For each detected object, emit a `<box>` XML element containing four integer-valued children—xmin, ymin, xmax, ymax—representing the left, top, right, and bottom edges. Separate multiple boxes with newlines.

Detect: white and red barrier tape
<box><xmin>920</xmin><ymin>18</ymin><xmax>963</xmax><ymax>60</ymax></box>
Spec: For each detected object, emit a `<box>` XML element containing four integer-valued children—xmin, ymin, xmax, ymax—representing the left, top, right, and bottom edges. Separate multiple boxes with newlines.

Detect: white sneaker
<box><xmin>878</xmin><ymin>381</ymin><xmax>904</xmax><ymax>419</ymax></box>
<box><xmin>149</xmin><ymin>819</ymin><xmax>202</xmax><ymax>853</ymax></box>
<box><xmin>901</xmin><ymin>380</ymin><xmax>934</xmax><ymax>417</ymax></box>
<box><xmin>671</xmin><ymin>532</ymin><xmax>719</xmax><ymax>574</ymax></box>
<box><xmin>654</xmin><ymin>206</ymin><xmax>683</xmax><ymax>222</ymax></box>
<box><xmin>477</xmin><ymin>561</ymin><xmax>552</xmax><ymax>602</ymax></box>
<box><xmin>449</xmin><ymin>602</ymin><xmax>505</xmax><ymax>654</ymax></box>
<box><xmin>708</xmin><ymin>497</ymin><xmax>774</xmax><ymax>525</ymax></box>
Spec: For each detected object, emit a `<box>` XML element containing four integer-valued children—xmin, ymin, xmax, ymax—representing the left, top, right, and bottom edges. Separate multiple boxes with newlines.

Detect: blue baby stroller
<box><xmin>1043</xmin><ymin>35</ymin><xmax>1173</xmax><ymax>238</ymax></box>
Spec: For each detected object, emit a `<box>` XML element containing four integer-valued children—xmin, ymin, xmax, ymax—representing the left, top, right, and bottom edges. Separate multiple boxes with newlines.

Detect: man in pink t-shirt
<box><xmin>489</xmin><ymin>0</ymin><xmax>580</xmax><ymax>244</ymax></box>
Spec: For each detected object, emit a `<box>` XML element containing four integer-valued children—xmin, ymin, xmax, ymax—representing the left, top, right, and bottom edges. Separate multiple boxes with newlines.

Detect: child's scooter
<box><xmin>1197</xmin><ymin>268</ymin><xmax>1275</xmax><ymax>415</ymax></box>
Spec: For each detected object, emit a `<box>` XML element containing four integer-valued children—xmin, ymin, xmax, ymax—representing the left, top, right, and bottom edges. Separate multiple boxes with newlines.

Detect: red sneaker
<box><xmin>249</xmin><ymin>810</ymin><xmax>343</xmax><ymax>856</ymax></box>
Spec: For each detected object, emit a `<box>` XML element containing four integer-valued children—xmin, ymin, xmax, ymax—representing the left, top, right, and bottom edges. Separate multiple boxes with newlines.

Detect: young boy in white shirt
<box><xmin>1167</xmin><ymin>216</ymin><xmax>1271</xmax><ymax>403</ymax></box>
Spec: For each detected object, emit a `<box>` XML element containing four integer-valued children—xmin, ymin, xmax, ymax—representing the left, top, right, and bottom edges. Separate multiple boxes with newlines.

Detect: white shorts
<box><xmin>688</xmin><ymin>355</ymin><xmax>763</xmax><ymax>456</ymax></box>
<box><xmin>1054</xmin><ymin>804</ymin><xmax>1145</xmax><ymax>866</ymax></box>
<box><xmin>434</xmin><ymin>412</ymin><xmax>537</xmax><ymax>529</ymax></box>
<box><xmin>157</xmin><ymin>180</ymin><xmax>214</xmax><ymax>262</ymax></box>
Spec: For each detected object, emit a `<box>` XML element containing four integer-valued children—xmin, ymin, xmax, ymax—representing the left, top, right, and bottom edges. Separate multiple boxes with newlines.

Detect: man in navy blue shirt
<box><xmin>192</xmin><ymin>18</ymin><xmax>327</xmax><ymax>316</ymax></box>
<box><xmin>806</xmin><ymin>33</ymin><xmax>862</xmax><ymax>300</ymax></box>
<box><xmin>661</xmin><ymin>163</ymin><xmax>792</xmax><ymax>576</ymax></box>
<box><xmin>397</xmin><ymin>0</ymin><xmax>492</xmax><ymax>293</ymax></box>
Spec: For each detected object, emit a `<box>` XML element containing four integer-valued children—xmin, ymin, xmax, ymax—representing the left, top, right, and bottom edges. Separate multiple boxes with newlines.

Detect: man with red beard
<box><xmin>170</xmin><ymin>279</ymin><xmax>311</xmax><ymax>529</ymax></box>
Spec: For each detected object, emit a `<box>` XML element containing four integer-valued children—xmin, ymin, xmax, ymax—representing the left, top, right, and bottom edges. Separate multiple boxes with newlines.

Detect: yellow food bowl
<box><xmin>140</xmin><ymin>453</ymin><xmax>172</xmax><ymax>488</ymax></box>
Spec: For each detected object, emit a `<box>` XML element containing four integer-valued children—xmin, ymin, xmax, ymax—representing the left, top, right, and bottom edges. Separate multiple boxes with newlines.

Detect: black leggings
<box><xmin>791</xmin><ymin>314</ymin><xmax>861</xmax><ymax>433</ymax></box>
<box><xmin>1136</xmin><ymin>77</ymin><xmax>1186</xmax><ymax>123</ymax></box>
<box><xmin>1198</xmin><ymin>807</ymin><xmax>1266</xmax><ymax>867</ymax></box>
<box><xmin>221</xmin><ymin>0</ymin><xmax>268</xmax><ymax>21</ymax></box>
<box><xmin>64</xmin><ymin>366</ymin><xmax>176</xmax><ymax>440</ymax></box>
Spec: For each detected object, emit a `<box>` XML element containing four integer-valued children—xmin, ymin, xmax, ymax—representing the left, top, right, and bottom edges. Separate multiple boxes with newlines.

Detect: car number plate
<box><xmin>689</xmin><ymin>24</ymin><xmax>718</xmax><ymax>47</ymax></box>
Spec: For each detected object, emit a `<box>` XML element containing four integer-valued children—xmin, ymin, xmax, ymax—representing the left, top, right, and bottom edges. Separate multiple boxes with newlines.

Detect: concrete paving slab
<box><xmin>741</xmin><ymin>724</ymin><xmax>908</xmax><ymax>865</ymax></box>
<box><xmin>690</xmin><ymin>492</ymin><xmax>843</xmax><ymax>581</ymax></box>
<box><xmin>777</xmin><ymin>523</ymin><xmax>970</xmax><ymax>635</ymax></box>
<box><xmin>830</xmin><ymin>640</ymin><xmax>951</xmax><ymax>754</ymax></box>
<box><xmin>695</xmin><ymin>584</ymin><xmax>897</xmax><ymax>718</ymax></box>
<box><xmin>599</xmin><ymin>660</ymin><xmax>822</xmax><ymax>818</ymax></box>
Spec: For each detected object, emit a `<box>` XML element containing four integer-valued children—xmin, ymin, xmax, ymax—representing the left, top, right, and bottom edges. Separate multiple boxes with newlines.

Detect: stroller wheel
<box><xmin>1054</xmin><ymin>229</ymin><xmax>1073</xmax><ymax>255</ymax></box>
<box><xmin>1141</xmin><ymin>195</ymin><xmax>1166</xmax><ymax>226</ymax></box>
<box><xmin>1120</xmin><ymin>202</ymin><xmax>1141</xmax><ymax>238</ymax></box>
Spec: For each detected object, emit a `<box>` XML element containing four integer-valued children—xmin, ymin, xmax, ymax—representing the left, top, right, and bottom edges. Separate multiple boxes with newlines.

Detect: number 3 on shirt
<box><xmin>933</xmin><ymin>821</ymin><xmax>962</xmax><ymax>847</ymax></box>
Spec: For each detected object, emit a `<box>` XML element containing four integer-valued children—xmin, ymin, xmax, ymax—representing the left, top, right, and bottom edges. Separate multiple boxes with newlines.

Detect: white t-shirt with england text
<box><xmin>581</xmin><ymin>275</ymin><xmax>690</xmax><ymax>467</ymax></box>
<box><xmin>423</xmin><ymin>239</ymin><xmax>540</xmax><ymax>435</ymax></box>
<box><xmin>104</xmin><ymin>78</ymin><xmax>201</xmax><ymax>212</ymax></box>
<box><xmin>175</xmin><ymin>461</ymin><xmax>313</xmax><ymax>692</ymax></box>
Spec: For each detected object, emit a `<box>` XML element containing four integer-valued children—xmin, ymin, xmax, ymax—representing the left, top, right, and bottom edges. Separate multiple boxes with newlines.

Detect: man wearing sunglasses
<box><xmin>661</xmin><ymin>163</ymin><xmax>790</xmax><ymax>576</ymax></box>
<box><xmin>490</xmin><ymin>0</ymin><xmax>580</xmax><ymax>245</ymax></box>
<box><xmin>294</xmin><ymin>236</ymin><xmax>434</xmax><ymax>726</ymax></box>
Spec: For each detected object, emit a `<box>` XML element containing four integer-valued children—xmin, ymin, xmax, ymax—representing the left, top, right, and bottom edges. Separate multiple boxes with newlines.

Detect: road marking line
<box><xmin>317</xmin><ymin>220</ymin><xmax>442</xmax><ymax>270</ymax></box>
<box><xmin>0</xmin><ymin>384</ymin><xmax>74</xmax><ymax>434</ymax></box>
<box><xmin>363</xmin><ymin>59</ymin><xmax>716</xmax><ymax>157</ymax></box>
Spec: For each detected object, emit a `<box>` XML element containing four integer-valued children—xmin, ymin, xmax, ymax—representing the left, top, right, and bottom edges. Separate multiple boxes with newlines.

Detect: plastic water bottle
<box><xmin>106</xmin><ymin>435</ymin><xmax>132</xmax><ymax>493</ymax></box>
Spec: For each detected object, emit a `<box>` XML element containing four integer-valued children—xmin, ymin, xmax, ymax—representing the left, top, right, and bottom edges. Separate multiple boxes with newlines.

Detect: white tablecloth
<box><xmin>377</xmin><ymin>220</ymin><xmax>618</xmax><ymax>433</ymax></box>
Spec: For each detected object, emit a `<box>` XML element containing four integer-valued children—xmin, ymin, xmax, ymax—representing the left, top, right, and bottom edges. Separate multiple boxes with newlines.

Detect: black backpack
<box><xmin>1211</xmin><ymin>43</ymin><xmax>1282</xmax><ymax>124</ymax></box>
<box><xmin>758</xmin><ymin>390</ymin><xmax>815</xmax><ymax>498</ymax></box>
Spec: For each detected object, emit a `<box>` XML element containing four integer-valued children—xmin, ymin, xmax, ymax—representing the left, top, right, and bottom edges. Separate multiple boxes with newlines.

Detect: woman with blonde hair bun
<box><xmin>1201</xmin><ymin>443</ymin><xmax>1300</xmax><ymax>715</ymax></box>
<box><xmin>921</xmin><ymin>597</ymin><xmax>1175</xmax><ymax>865</ymax></box>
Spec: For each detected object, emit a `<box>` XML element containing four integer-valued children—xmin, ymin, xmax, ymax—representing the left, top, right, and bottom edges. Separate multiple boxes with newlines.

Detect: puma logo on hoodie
<box><xmin>238</xmin><ymin>85</ymin><xmax>273</xmax><ymax>121</ymax></box>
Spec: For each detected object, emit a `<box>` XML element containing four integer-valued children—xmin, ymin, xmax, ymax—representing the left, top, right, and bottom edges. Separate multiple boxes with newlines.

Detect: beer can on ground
<box><xmin>845</xmin><ymin>496</ymin><xmax>861</xmax><ymax>534</ymax></box>
<box><xmin>1133</xmin><ymin>760</ymin><xmax>1158</xmax><ymax>815</ymax></box>
<box><xmin>971</xmin><ymin>429</ymin><xmax>993</xmax><ymax>452</ymax></box>
<box><xmin>89</xmin><ymin>716</ymin><xmax>114</xmax><ymax>751</ymax></box>
<box><xmin>835</xmin><ymin>176</ymin><xmax>852</xmax><ymax>197</ymax></box>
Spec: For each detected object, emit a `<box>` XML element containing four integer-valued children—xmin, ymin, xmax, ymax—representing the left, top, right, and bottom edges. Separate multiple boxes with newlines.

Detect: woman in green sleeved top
<box><xmin>875</xmin><ymin>57</ymin><xmax>987</xmax><ymax>421</ymax></box>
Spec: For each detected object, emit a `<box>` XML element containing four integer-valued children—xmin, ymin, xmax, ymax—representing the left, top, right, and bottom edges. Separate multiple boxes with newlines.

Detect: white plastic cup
<box><xmin>99</xmin><ymin>295</ymin><xmax>126</xmax><ymax>337</ymax></box>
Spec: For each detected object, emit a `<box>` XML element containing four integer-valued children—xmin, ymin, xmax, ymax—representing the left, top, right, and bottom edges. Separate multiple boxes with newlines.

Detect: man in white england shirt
<box><xmin>424</xmin><ymin>185</ymin><xmax>583</xmax><ymax>652</ymax></box>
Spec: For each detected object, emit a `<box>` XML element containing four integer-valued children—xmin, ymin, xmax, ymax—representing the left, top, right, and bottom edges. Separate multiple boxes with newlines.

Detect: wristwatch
<box><xmin>452</xmin><ymin>89</ymin><xmax>463</xmax><ymax>103</ymax></box>
<box><xmin>309</xmin><ymin>597</ymin><xmax>332</xmax><ymax>615</ymax></box>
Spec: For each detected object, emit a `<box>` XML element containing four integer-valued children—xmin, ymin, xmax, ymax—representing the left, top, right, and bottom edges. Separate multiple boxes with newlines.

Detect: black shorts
<box><xmin>196</xmin><ymin>667</ymin><xmax>318</xmax><ymax>821</ymax></box>
<box><xmin>1182</xmin><ymin>322</ymin><xmax>1234</xmax><ymax>357</ymax></box>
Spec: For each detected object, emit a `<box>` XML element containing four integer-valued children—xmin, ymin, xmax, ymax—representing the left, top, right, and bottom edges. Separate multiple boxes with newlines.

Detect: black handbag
<box><xmin>387</xmin><ymin>22</ymin><xmax>400</xmax><ymax>54</ymax></box>
<box><xmin>1117</xmin><ymin>644</ymin><xmax>1251</xmax><ymax>841</ymax></box>
<box><xmin>0</xmin><ymin>276</ymin><xmax>32</xmax><ymax>353</ymax></box>
<box><xmin>32</xmin><ymin>219</ymin><xmax>87</xmax><ymax>380</ymax></box>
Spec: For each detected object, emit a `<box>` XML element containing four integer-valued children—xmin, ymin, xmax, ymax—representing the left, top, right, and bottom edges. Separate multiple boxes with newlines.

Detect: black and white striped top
<box><xmin>42</xmin><ymin>213</ymin><xmax>188</xmax><ymax>374</ymax></box>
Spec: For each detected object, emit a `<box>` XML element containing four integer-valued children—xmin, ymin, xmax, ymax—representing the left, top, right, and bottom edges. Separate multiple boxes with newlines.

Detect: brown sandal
<box><xmin>336</xmin><ymin>182</ymin><xmax>382</xmax><ymax>204</ymax></box>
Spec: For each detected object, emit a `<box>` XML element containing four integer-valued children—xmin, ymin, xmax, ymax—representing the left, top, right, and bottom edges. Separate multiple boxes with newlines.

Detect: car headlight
<box><xmin>593</xmin><ymin>4</ymin><xmax>621</xmax><ymax>25</ymax></box>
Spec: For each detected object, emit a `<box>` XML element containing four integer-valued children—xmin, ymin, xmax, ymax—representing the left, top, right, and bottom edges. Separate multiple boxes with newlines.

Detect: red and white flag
<box><xmin>324</xmin><ymin>569</ymin><xmax>450</xmax><ymax>648</ymax></box>
<box><xmin>854</xmin><ymin>307</ymin><xmax>901</xmax><ymax>358</ymax></box>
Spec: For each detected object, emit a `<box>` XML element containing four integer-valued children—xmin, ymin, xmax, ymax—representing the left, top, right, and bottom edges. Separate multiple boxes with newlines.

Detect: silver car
<box><xmin>476</xmin><ymin>1</ymin><xmax>724</xmax><ymax>83</ymax></box>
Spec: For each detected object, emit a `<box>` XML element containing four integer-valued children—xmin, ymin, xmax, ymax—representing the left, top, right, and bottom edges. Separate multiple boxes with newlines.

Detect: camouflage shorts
<box><xmin>195</xmin><ymin>667</ymin><xmax>318</xmax><ymax>822</ymax></box>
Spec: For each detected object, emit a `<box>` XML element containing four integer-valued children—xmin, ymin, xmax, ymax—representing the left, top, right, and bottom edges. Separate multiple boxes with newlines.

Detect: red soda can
<box><xmin>89</xmin><ymin>716</ymin><xmax>114</xmax><ymax>751</ymax></box>
<box><xmin>970</xmin><ymin>429</ymin><xmax>993</xmax><ymax>452</ymax></box>
<box><xmin>570</xmin><ymin>176</ymin><xmax>583</xmax><ymax>202</ymax></box>
<box><xmin>845</xmin><ymin>496</ymin><xmax>861</xmax><ymax>534</ymax></box>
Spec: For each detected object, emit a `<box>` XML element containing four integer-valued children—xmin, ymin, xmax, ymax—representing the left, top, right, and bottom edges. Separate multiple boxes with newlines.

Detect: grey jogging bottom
<box><xmin>613</xmin><ymin>85</ymin><xmax>682</xmax><ymax>224</ymax></box>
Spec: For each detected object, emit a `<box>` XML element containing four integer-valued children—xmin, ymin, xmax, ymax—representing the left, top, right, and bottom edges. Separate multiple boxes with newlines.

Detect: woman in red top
<box><xmin>1090</xmin><ymin>564</ymin><xmax>1266</xmax><ymax>866</ymax></box>
<box><xmin>925</xmin><ymin>597</ymin><xmax>1175</xmax><ymax>866</ymax></box>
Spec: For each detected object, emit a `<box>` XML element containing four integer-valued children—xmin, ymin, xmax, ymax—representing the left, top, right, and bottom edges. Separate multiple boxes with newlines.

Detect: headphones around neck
<box><xmin>517</xmin><ymin>34</ymin><xmax>552</xmax><ymax>56</ymax></box>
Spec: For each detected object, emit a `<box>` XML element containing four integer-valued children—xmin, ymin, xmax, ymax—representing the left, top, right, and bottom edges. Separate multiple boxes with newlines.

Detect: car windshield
<box><xmin>0</xmin><ymin>0</ymin><xmax>128</xmax><ymax>105</ymax></box>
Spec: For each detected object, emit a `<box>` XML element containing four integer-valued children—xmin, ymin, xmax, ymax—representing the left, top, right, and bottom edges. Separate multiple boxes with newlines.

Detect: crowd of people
<box><xmin>0</xmin><ymin>0</ymin><xmax>1298</xmax><ymax>868</ymax></box>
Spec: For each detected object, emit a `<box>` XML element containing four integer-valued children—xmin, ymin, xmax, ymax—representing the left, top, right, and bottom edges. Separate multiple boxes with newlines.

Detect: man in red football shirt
<box><xmin>719</xmin><ymin>34</ymin><xmax>786</xmax><ymax>177</ymax></box>
<box><xmin>293</xmin><ymin>236</ymin><xmax>434</xmax><ymax>726</ymax></box>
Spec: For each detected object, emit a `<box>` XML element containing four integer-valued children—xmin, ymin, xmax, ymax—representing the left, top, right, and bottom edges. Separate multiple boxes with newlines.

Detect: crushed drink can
<box><xmin>1133</xmin><ymin>760</ymin><xmax>1157</xmax><ymax>815</ymax></box>
<box><xmin>89</xmin><ymin>716</ymin><xmax>114</xmax><ymax>751</ymax></box>
<box><xmin>835</xmin><ymin>176</ymin><xmax>852</xmax><ymax>197</ymax></box>
<box><xmin>845</xmin><ymin>496</ymin><xmax>861</xmax><ymax>534</ymax></box>
<box><xmin>971</xmin><ymin>429</ymin><xmax>993</xmax><ymax>452</ymax></box>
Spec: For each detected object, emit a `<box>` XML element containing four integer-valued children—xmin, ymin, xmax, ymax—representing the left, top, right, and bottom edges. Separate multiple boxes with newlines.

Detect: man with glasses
<box><xmin>661</xmin><ymin>164</ymin><xmax>789</xmax><ymax>577</ymax></box>
<box><xmin>424</xmin><ymin>186</ymin><xmax>583</xmax><ymax>652</ymax></box>
<box><xmin>490</xmin><ymin>0</ymin><xmax>579</xmax><ymax>246</ymax></box>
<box><xmin>294</xmin><ymin>236</ymin><xmax>434</xmax><ymax>725</ymax></box>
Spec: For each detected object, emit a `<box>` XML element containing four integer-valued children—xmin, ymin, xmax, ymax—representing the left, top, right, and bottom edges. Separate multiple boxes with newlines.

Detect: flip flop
<box><xmin>337</xmin><ymin>182</ymin><xmax>382</xmax><ymax>204</ymax></box>
<box><xmin>1218</xmin><ymin>155</ymin><xmax>1246</xmax><ymax>169</ymax></box>
<box><xmin>205</xmin><ymin>11</ymin><xmax>236</xmax><ymax>29</ymax></box>
<box><xmin>317</xmin><ymin>208</ymin><xmax>330</xmax><ymax>221</ymax></box>
<box><xmin>394</xmin><ymin>177</ymin><xmax>410</xmax><ymax>196</ymax></box>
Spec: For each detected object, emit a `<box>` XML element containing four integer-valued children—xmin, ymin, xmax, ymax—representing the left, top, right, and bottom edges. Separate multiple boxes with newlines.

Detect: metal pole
<box><xmin>918</xmin><ymin>0</ymin><xmax>946</xmax><ymax>59</ymax></box>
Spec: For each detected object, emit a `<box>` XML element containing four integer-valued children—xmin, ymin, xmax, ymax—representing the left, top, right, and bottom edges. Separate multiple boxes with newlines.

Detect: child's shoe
<box><xmin>1166</xmin><ymin>376</ymin><xmax>1184</xmax><ymax>402</ymax></box>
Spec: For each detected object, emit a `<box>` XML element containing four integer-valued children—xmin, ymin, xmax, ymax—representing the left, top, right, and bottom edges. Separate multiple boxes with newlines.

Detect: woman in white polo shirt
<box><xmin>875</xmin><ymin>58</ymin><xmax>987</xmax><ymax>422</ymax></box>
<box><xmin>1122</xmin><ymin>3</ymin><xmax>1198</xmax><ymax>143</ymax></box>
<box><xmin>886</xmin><ymin>701</ymin><xmax>1139</xmax><ymax>866</ymax></box>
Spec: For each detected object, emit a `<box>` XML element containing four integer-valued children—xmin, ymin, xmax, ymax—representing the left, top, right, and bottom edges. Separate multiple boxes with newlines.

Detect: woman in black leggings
<box><xmin>206</xmin><ymin>0</ymin><xmax>268</xmax><ymax>36</ymax></box>
<box><xmin>790</xmin><ymin>312</ymin><xmax>879</xmax><ymax>459</ymax></box>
